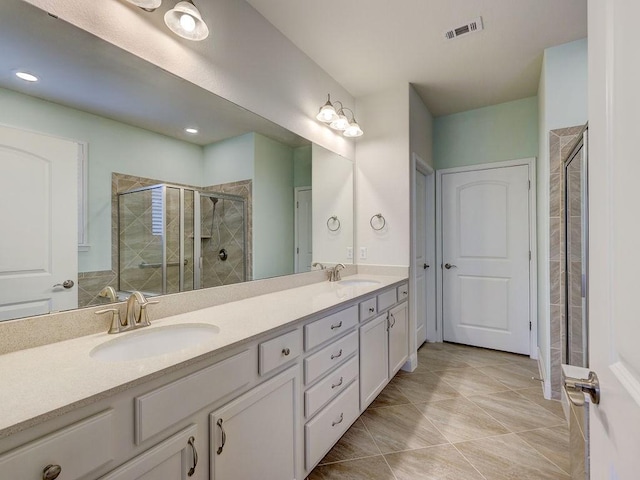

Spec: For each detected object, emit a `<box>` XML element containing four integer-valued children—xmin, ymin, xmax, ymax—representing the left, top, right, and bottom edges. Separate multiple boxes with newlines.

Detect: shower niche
<box><xmin>118</xmin><ymin>182</ymin><xmax>247</xmax><ymax>296</ymax></box>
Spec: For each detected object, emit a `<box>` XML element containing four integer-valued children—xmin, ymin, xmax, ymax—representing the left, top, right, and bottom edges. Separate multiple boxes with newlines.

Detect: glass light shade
<box><xmin>164</xmin><ymin>1</ymin><xmax>209</xmax><ymax>41</ymax></box>
<box><xmin>329</xmin><ymin>113</ymin><xmax>349</xmax><ymax>131</ymax></box>
<box><xmin>125</xmin><ymin>0</ymin><xmax>162</xmax><ymax>10</ymax></box>
<box><xmin>316</xmin><ymin>104</ymin><xmax>337</xmax><ymax>123</ymax></box>
<box><xmin>343</xmin><ymin>120</ymin><xmax>363</xmax><ymax>137</ymax></box>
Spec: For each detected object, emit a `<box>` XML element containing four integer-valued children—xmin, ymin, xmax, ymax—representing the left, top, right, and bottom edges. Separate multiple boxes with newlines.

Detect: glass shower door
<box><xmin>564</xmin><ymin>130</ymin><xmax>589</xmax><ymax>367</ymax></box>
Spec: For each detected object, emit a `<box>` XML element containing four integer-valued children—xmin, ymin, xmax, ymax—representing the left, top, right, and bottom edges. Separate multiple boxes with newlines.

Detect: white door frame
<box><xmin>408</xmin><ymin>153</ymin><xmax>436</xmax><ymax>370</ymax></box>
<box><xmin>435</xmin><ymin>157</ymin><xmax>538</xmax><ymax>358</ymax></box>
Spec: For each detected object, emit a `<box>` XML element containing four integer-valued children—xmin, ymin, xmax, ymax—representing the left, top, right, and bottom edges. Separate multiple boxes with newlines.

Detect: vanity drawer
<box><xmin>397</xmin><ymin>283</ymin><xmax>409</xmax><ymax>302</ymax></box>
<box><xmin>135</xmin><ymin>350</ymin><xmax>252</xmax><ymax>444</ymax></box>
<box><xmin>304</xmin><ymin>331</ymin><xmax>358</xmax><ymax>385</ymax></box>
<box><xmin>304</xmin><ymin>305</ymin><xmax>358</xmax><ymax>351</ymax></box>
<box><xmin>359</xmin><ymin>297</ymin><xmax>377</xmax><ymax>322</ymax></box>
<box><xmin>305</xmin><ymin>380</ymin><xmax>359</xmax><ymax>470</ymax></box>
<box><xmin>259</xmin><ymin>328</ymin><xmax>302</xmax><ymax>375</ymax></box>
<box><xmin>377</xmin><ymin>288</ymin><xmax>397</xmax><ymax>311</ymax></box>
<box><xmin>305</xmin><ymin>355</ymin><xmax>358</xmax><ymax>419</ymax></box>
<box><xmin>0</xmin><ymin>410</ymin><xmax>114</xmax><ymax>480</ymax></box>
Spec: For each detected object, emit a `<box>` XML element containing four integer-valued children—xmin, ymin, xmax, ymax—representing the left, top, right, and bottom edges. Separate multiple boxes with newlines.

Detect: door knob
<box><xmin>53</xmin><ymin>280</ymin><xmax>74</xmax><ymax>289</ymax></box>
<box><xmin>444</xmin><ymin>263</ymin><xmax>457</xmax><ymax>270</ymax></box>
<box><xmin>423</xmin><ymin>263</ymin><xmax>430</xmax><ymax>269</ymax></box>
<box><xmin>564</xmin><ymin>371</ymin><xmax>600</xmax><ymax>405</ymax></box>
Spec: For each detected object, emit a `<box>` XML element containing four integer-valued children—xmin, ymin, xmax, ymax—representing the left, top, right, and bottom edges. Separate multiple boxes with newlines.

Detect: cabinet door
<box><xmin>99</xmin><ymin>425</ymin><xmax>200</xmax><ymax>480</ymax></box>
<box><xmin>359</xmin><ymin>314</ymin><xmax>389</xmax><ymax>410</ymax></box>
<box><xmin>388</xmin><ymin>302</ymin><xmax>409</xmax><ymax>377</ymax></box>
<box><xmin>210</xmin><ymin>367</ymin><xmax>299</xmax><ymax>480</ymax></box>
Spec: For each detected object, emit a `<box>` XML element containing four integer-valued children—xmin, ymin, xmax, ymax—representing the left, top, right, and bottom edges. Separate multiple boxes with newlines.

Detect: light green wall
<box><xmin>293</xmin><ymin>145</ymin><xmax>312</xmax><ymax>187</ymax></box>
<box><xmin>202</xmin><ymin>133</ymin><xmax>254</xmax><ymax>186</ymax></box>
<box><xmin>434</xmin><ymin>96</ymin><xmax>539</xmax><ymax>170</ymax></box>
<box><xmin>253</xmin><ymin>134</ymin><xmax>295</xmax><ymax>279</ymax></box>
<box><xmin>0</xmin><ymin>87</ymin><xmax>203</xmax><ymax>273</ymax></box>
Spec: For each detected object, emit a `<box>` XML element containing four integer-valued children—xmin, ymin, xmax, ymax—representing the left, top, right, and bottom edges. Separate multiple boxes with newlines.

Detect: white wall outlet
<box><xmin>359</xmin><ymin>247</ymin><xmax>367</xmax><ymax>259</ymax></box>
<box><xmin>346</xmin><ymin>247</ymin><xmax>353</xmax><ymax>259</ymax></box>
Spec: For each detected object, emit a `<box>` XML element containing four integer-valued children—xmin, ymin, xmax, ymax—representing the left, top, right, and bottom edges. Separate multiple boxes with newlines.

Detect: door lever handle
<box><xmin>564</xmin><ymin>371</ymin><xmax>600</xmax><ymax>405</ymax></box>
<box><xmin>444</xmin><ymin>263</ymin><xmax>457</xmax><ymax>270</ymax></box>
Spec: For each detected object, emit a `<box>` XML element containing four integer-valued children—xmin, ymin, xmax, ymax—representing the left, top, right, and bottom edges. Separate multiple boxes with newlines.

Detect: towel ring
<box><xmin>327</xmin><ymin>215</ymin><xmax>341</xmax><ymax>232</ymax></box>
<box><xmin>370</xmin><ymin>213</ymin><xmax>386</xmax><ymax>231</ymax></box>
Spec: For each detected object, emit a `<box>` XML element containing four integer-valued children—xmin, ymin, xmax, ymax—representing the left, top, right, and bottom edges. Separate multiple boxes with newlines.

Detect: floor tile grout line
<box><xmin>450</xmin><ymin>441</ymin><xmax>490</xmax><ymax>480</ymax></box>
<box><xmin>359</xmin><ymin>413</ymin><xmax>386</xmax><ymax>458</ymax></box>
<box><xmin>516</xmin><ymin>432</ymin><xmax>572</xmax><ymax>477</ymax></box>
<box><xmin>406</xmin><ymin>401</ymin><xmax>455</xmax><ymax>448</ymax></box>
<box><xmin>316</xmin><ymin>453</ymin><xmax>384</xmax><ymax>467</ymax></box>
<box><xmin>379</xmin><ymin>453</ymin><xmax>400</xmax><ymax>480</ymax></box>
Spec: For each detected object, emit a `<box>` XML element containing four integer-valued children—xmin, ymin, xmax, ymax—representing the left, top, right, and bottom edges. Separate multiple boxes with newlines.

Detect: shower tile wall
<box><xmin>203</xmin><ymin>180</ymin><xmax>253</xmax><ymax>284</ymax></box>
<box><xmin>549</xmin><ymin>126</ymin><xmax>583</xmax><ymax>399</ymax></box>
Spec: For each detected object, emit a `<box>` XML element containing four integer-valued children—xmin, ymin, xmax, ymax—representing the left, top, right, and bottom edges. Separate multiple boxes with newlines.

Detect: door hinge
<box><xmin>528</xmin><ymin>180</ymin><xmax>531</xmax><ymax>190</ymax></box>
<box><xmin>296</xmin><ymin>247</ymin><xmax>299</xmax><ymax>254</ymax></box>
<box><xmin>296</xmin><ymin>201</ymin><xmax>299</xmax><ymax>208</ymax></box>
<box><xmin>529</xmin><ymin>321</ymin><xmax>532</xmax><ymax>331</ymax></box>
<box><xmin>529</xmin><ymin>251</ymin><xmax>531</xmax><ymax>261</ymax></box>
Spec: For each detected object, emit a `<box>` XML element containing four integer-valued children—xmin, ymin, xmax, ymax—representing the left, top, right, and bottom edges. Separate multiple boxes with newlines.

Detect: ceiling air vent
<box><xmin>444</xmin><ymin>17</ymin><xmax>484</xmax><ymax>41</ymax></box>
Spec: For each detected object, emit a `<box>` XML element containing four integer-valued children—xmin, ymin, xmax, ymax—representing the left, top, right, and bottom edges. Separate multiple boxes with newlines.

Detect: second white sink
<box><xmin>90</xmin><ymin>323</ymin><xmax>220</xmax><ymax>362</ymax></box>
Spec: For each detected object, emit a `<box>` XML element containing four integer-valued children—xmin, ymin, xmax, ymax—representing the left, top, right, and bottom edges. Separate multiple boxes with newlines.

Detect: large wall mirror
<box><xmin>0</xmin><ymin>0</ymin><xmax>354</xmax><ymax>322</ymax></box>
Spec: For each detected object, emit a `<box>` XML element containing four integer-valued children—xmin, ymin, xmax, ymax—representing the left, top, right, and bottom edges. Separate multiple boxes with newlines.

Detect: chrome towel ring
<box><xmin>327</xmin><ymin>215</ymin><xmax>341</xmax><ymax>232</ymax></box>
<box><xmin>370</xmin><ymin>213</ymin><xmax>386</xmax><ymax>231</ymax></box>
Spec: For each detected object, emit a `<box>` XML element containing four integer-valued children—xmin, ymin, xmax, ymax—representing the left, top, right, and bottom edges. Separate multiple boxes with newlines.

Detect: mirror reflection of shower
<box><xmin>118</xmin><ymin>184</ymin><xmax>246</xmax><ymax>296</ymax></box>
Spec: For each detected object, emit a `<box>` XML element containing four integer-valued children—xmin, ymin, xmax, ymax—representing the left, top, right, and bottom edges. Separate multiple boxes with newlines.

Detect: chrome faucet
<box><xmin>126</xmin><ymin>291</ymin><xmax>159</xmax><ymax>328</ymax></box>
<box><xmin>329</xmin><ymin>263</ymin><xmax>346</xmax><ymax>282</ymax></box>
<box><xmin>98</xmin><ymin>286</ymin><xmax>118</xmax><ymax>303</ymax></box>
<box><xmin>312</xmin><ymin>262</ymin><xmax>326</xmax><ymax>270</ymax></box>
<box><xmin>95</xmin><ymin>291</ymin><xmax>159</xmax><ymax>334</ymax></box>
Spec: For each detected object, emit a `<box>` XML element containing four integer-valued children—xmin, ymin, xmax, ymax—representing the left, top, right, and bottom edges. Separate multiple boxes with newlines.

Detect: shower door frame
<box><xmin>563</xmin><ymin>126</ymin><xmax>589</xmax><ymax>367</ymax></box>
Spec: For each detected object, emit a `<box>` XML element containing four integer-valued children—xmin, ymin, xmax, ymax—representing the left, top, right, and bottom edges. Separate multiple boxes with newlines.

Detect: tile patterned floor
<box><xmin>307</xmin><ymin>342</ymin><xmax>569</xmax><ymax>480</ymax></box>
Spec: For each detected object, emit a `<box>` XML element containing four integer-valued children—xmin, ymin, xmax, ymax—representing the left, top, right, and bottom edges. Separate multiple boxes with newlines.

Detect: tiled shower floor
<box><xmin>308</xmin><ymin>342</ymin><xmax>569</xmax><ymax>480</ymax></box>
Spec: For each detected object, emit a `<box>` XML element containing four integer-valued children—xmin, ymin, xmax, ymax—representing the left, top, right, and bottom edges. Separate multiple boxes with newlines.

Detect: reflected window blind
<box><xmin>152</xmin><ymin>188</ymin><xmax>163</xmax><ymax>236</ymax></box>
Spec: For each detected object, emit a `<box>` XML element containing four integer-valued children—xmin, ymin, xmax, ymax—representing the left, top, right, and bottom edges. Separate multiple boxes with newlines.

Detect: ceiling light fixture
<box><xmin>124</xmin><ymin>0</ymin><xmax>162</xmax><ymax>12</ymax></box>
<box><xmin>185</xmin><ymin>127</ymin><xmax>199</xmax><ymax>134</ymax></box>
<box><xmin>164</xmin><ymin>1</ymin><xmax>210</xmax><ymax>41</ymax></box>
<box><xmin>316</xmin><ymin>94</ymin><xmax>363</xmax><ymax>137</ymax></box>
<box><xmin>15</xmin><ymin>71</ymin><xmax>39</xmax><ymax>82</ymax></box>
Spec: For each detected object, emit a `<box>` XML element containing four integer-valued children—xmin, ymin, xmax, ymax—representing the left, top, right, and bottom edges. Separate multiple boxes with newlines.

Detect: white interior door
<box><xmin>415</xmin><ymin>169</ymin><xmax>428</xmax><ymax>347</ymax></box>
<box><xmin>0</xmin><ymin>125</ymin><xmax>78</xmax><ymax>321</ymax></box>
<box><xmin>295</xmin><ymin>187</ymin><xmax>312</xmax><ymax>273</ymax></box>
<box><xmin>587</xmin><ymin>0</ymin><xmax>640</xmax><ymax>477</ymax></box>
<box><xmin>441</xmin><ymin>164</ymin><xmax>530</xmax><ymax>354</ymax></box>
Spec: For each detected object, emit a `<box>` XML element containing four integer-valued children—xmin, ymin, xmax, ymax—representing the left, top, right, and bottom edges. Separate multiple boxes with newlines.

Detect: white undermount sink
<box><xmin>90</xmin><ymin>323</ymin><xmax>220</xmax><ymax>362</ymax></box>
<box><xmin>338</xmin><ymin>279</ymin><xmax>381</xmax><ymax>287</ymax></box>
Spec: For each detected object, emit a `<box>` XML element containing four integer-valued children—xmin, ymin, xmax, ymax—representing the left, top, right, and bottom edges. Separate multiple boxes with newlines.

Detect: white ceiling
<box><xmin>246</xmin><ymin>0</ymin><xmax>588</xmax><ymax>116</ymax></box>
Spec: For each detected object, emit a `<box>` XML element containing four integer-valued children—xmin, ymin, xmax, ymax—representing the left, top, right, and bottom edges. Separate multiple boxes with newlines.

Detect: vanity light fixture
<box><xmin>316</xmin><ymin>94</ymin><xmax>363</xmax><ymax>137</ymax></box>
<box><xmin>185</xmin><ymin>127</ymin><xmax>199</xmax><ymax>134</ymax></box>
<box><xmin>164</xmin><ymin>1</ymin><xmax>210</xmax><ymax>41</ymax></box>
<box><xmin>15</xmin><ymin>71</ymin><xmax>39</xmax><ymax>82</ymax></box>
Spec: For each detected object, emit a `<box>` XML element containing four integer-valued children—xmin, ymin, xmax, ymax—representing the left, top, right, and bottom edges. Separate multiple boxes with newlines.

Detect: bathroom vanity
<box><xmin>0</xmin><ymin>275</ymin><xmax>409</xmax><ymax>480</ymax></box>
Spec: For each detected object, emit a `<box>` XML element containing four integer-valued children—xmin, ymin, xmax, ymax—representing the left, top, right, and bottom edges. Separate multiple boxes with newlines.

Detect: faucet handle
<box><xmin>95</xmin><ymin>308</ymin><xmax>123</xmax><ymax>334</ymax></box>
<box><xmin>138</xmin><ymin>300</ymin><xmax>159</xmax><ymax>327</ymax></box>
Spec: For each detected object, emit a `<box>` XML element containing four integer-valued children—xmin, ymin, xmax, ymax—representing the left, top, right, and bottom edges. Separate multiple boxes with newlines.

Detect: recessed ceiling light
<box><xmin>15</xmin><ymin>71</ymin><xmax>39</xmax><ymax>82</ymax></box>
<box><xmin>185</xmin><ymin>127</ymin><xmax>199</xmax><ymax>134</ymax></box>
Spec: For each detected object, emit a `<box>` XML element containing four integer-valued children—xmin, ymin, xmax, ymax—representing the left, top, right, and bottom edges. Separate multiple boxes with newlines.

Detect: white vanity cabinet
<box><xmin>388</xmin><ymin>302</ymin><xmax>409</xmax><ymax>377</ymax></box>
<box><xmin>99</xmin><ymin>425</ymin><xmax>200</xmax><ymax>480</ymax></box>
<box><xmin>209</xmin><ymin>366</ymin><xmax>299</xmax><ymax>480</ymax></box>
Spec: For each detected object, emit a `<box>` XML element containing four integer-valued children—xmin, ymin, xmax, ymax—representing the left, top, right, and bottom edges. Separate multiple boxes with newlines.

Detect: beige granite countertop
<box><xmin>0</xmin><ymin>274</ymin><xmax>406</xmax><ymax>438</ymax></box>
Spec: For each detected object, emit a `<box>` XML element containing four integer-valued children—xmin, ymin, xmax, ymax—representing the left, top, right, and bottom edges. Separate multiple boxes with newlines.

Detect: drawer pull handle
<box><xmin>331</xmin><ymin>377</ymin><xmax>344</xmax><ymax>389</ymax></box>
<box><xmin>330</xmin><ymin>321</ymin><xmax>343</xmax><ymax>330</ymax></box>
<box><xmin>187</xmin><ymin>436</ymin><xmax>198</xmax><ymax>476</ymax></box>
<box><xmin>332</xmin><ymin>412</ymin><xmax>344</xmax><ymax>427</ymax></box>
<box><xmin>216</xmin><ymin>419</ymin><xmax>226</xmax><ymax>455</ymax></box>
<box><xmin>402</xmin><ymin>291</ymin><xmax>408</xmax><ymax>295</ymax></box>
<box><xmin>282</xmin><ymin>347</ymin><xmax>291</xmax><ymax>356</ymax></box>
<box><xmin>368</xmin><ymin>307</ymin><xmax>375</xmax><ymax>313</ymax></box>
<box><xmin>43</xmin><ymin>465</ymin><xmax>62</xmax><ymax>480</ymax></box>
<box><xmin>331</xmin><ymin>349</ymin><xmax>343</xmax><ymax>360</ymax></box>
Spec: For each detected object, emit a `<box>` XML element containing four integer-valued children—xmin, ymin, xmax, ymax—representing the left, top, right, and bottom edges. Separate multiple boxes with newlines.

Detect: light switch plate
<box><xmin>346</xmin><ymin>247</ymin><xmax>353</xmax><ymax>259</ymax></box>
<box><xmin>359</xmin><ymin>247</ymin><xmax>367</xmax><ymax>259</ymax></box>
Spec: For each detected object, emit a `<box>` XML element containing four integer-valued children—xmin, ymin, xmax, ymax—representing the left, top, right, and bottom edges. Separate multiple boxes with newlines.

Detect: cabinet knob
<box><xmin>43</xmin><ymin>465</ymin><xmax>62</xmax><ymax>480</ymax></box>
<box><xmin>282</xmin><ymin>348</ymin><xmax>291</xmax><ymax>356</ymax></box>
